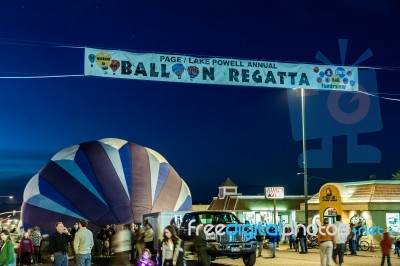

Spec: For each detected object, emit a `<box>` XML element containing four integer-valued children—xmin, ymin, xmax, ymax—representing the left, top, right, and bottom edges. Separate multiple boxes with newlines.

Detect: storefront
<box><xmin>208</xmin><ymin>178</ymin><xmax>313</xmax><ymax>226</ymax></box>
<box><xmin>306</xmin><ymin>180</ymin><xmax>400</xmax><ymax>244</ymax></box>
<box><xmin>207</xmin><ymin>178</ymin><xmax>400</xmax><ymax>245</ymax></box>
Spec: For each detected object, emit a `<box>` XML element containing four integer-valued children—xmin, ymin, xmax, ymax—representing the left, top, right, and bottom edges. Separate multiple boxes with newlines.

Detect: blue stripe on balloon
<box><xmin>119</xmin><ymin>143</ymin><xmax>132</xmax><ymax>196</ymax></box>
<box><xmin>26</xmin><ymin>194</ymin><xmax>85</xmax><ymax>219</ymax></box>
<box><xmin>153</xmin><ymin>162</ymin><xmax>170</xmax><ymax>203</ymax></box>
<box><xmin>177</xmin><ymin>195</ymin><xmax>192</xmax><ymax>211</ymax></box>
<box><xmin>38</xmin><ymin>175</ymin><xmax>86</xmax><ymax>217</ymax></box>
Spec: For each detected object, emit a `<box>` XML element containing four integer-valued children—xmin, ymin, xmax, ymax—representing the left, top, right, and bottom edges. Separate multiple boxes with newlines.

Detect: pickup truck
<box><xmin>178</xmin><ymin>211</ymin><xmax>257</xmax><ymax>266</ymax></box>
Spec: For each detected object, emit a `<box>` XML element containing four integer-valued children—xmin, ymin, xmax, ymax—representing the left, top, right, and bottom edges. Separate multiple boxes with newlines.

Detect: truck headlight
<box><xmin>205</xmin><ymin>232</ymin><xmax>216</xmax><ymax>240</ymax></box>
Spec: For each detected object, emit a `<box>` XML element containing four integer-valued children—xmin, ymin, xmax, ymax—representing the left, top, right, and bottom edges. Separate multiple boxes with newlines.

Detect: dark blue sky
<box><xmin>1</xmin><ymin>1</ymin><xmax>399</xmax><ymax>204</ymax></box>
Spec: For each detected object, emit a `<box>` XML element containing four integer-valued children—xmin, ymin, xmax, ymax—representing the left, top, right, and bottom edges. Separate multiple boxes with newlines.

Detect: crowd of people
<box><xmin>0</xmin><ymin>218</ymin><xmax>187</xmax><ymax>266</ymax></box>
<box><xmin>255</xmin><ymin>215</ymin><xmax>399</xmax><ymax>266</ymax></box>
<box><xmin>1</xmin><ymin>216</ymin><xmax>399</xmax><ymax>266</ymax></box>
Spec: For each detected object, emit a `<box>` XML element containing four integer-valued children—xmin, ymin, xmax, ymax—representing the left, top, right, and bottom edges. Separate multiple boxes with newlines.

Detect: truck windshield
<box><xmin>198</xmin><ymin>213</ymin><xmax>240</xmax><ymax>225</ymax></box>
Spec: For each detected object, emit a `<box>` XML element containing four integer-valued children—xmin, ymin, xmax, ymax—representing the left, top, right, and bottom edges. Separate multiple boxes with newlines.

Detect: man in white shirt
<box><xmin>73</xmin><ymin>220</ymin><xmax>94</xmax><ymax>266</ymax></box>
<box><xmin>332</xmin><ymin>215</ymin><xmax>348</xmax><ymax>266</ymax></box>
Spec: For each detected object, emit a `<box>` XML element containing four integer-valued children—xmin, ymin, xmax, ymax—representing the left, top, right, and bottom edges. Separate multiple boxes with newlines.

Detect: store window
<box><xmin>386</xmin><ymin>213</ymin><xmax>400</xmax><ymax>236</ymax></box>
<box><xmin>243</xmin><ymin>212</ymin><xmax>255</xmax><ymax>224</ymax></box>
<box><xmin>350</xmin><ymin>214</ymin><xmax>366</xmax><ymax>226</ymax></box>
<box><xmin>323</xmin><ymin>207</ymin><xmax>338</xmax><ymax>224</ymax></box>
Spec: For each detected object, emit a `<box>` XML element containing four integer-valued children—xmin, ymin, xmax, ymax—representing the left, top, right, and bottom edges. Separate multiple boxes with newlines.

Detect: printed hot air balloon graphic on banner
<box><xmin>110</xmin><ymin>60</ymin><xmax>120</xmax><ymax>75</ymax></box>
<box><xmin>96</xmin><ymin>51</ymin><xmax>112</xmax><ymax>74</ymax></box>
<box><xmin>21</xmin><ymin>138</ymin><xmax>192</xmax><ymax>234</ymax></box>
<box><xmin>172</xmin><ymin>63</ymin><xmax>185</xmax><ymax>79</ymax></box>
<box><xmin>187</xmin><ymin>66</ymin><xmax>199</xmax><ymax>80</ymax></box>
<box><xmin>88</xmin><ymin>54</ymin><xmax>95</xmax><ymax>67</ymax></box>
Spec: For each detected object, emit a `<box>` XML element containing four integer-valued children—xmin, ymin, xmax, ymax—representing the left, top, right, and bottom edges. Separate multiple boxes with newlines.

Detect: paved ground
<box><xmin>37</xmin><ymin>246</ymin><xmax>400</xmax><ymax>265</ymax></box>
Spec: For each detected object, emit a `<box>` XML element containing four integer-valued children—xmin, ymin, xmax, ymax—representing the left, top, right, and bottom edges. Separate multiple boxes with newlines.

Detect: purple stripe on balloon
<box><xmin>81</xmin><ymin>141</ymin><xmax>132</xmax><ymax>223</ymax></box>
<box><xmin>152</xmin><ymin>166</ymin><xmax>181</xmax><ymax>212</ymax></box>
<box><xmin>129</xmin><ymin>143</ymin><xmax>152</xmax><ymax>223</ymax></box>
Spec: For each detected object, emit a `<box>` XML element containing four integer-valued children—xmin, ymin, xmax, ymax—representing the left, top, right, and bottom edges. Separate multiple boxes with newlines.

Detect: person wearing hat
<box><xmin>0</xmin><ymin>229</ymin><xmax>16</xmax><ymax>266</ymax></box>
<box><xmin>73</xmin><ymin>220</ymin><xmax>94</xmax><ymax>266</ymax></box>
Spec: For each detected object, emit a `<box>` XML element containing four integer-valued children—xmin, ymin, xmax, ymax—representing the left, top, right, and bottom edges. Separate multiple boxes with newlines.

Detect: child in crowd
<box><xmin>137</xmin><ymin>248</ymin><xmax>154</xmax><ymax>266</ymax></box>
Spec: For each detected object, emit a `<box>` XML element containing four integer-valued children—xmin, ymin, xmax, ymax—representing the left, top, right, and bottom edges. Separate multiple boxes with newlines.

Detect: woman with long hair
<box><xmin>158</xmin><ymin>226</ymin><xmax>181</xmax><ymax>266</ymax></box>
<box><xmin>0</xmin><ymin>229</ymin><xmax>16</xmax><ymax>266</ymax></box>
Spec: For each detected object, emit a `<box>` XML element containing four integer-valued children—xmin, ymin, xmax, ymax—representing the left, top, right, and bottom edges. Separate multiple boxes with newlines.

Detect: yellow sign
<box><xmin>318</xmin><ymin>184</ymin><xmax>342</xmax><ymax>220</ymax></box>
<box><xmin>321</xmin><ymin>187</ymin><xmax>338</xmax><ymax>202</ymax></box>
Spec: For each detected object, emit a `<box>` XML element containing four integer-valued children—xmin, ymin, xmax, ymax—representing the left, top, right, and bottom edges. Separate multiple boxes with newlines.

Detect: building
<box><xmin>208</xmin><ymin>178</ymin><xmax>313</xmax><ymax>226</ymax></box>
<box><xmin>307</xmin><ymin>180</ymin><xmax>400</xmax><ymax>244</ymax></box>
<box><xmin>207</xmin><ymin>178</ymin><xmax>400</xmax><ymax>245</ymax></box>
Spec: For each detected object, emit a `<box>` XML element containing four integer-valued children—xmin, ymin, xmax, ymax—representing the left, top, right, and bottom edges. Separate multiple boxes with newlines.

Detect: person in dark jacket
<box><xmin>267</xmin><ymin>226</ymin><xmax>280</xmax><ymax>258</ymax></box>
<box><xmin>48</xmin><ymin>222</ymin><xmax>73</xmax><ymax>266</ymax></box>
<box><xmin>297</xmin><ymin>224</ymin><xmax>307</xmax><ymax>254</ymax></box>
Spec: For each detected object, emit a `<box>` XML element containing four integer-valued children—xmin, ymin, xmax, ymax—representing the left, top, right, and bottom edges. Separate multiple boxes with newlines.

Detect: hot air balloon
<box><xmin>21</xmin><ymin>138</ymin><xmax>192</xmax><ymax>234</ymax></box>
<box><xmin>96</xmin><ymin>52</ymin><xmax>112</xmax><ymax>74</ymax></box>
<box><xmin>88</xmin><ymin>54</ymin><xmax>95</xmax><ymax>67</ymax></box>
<box><xmin>110</xmin><ymin>60</ymin><xmax>120</xmax><ymax>75</ymax></box>
<box><xmin>172</xmin><ymin>63</ymin><xmax>185</xmax><ymax>79</ymax></box>
<box><xmin>187</xmin><ymin>66</ymin><xmax>199</xmax><ymax>80</ymax></box>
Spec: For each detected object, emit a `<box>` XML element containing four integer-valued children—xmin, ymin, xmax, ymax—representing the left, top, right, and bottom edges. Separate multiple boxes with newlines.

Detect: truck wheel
<box><xmin>197</xmin><ymin>247</ymin><xmax>210</xmax><ymax>266</ymax></box>
<box><xmin>243</xmin><ymin>252</ymin><xmax>256</xmax><ymax>266</ymax></box>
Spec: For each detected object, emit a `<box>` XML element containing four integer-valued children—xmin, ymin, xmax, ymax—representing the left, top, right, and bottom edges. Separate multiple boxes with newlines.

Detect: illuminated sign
<box><xmin>265</xmin><ymin>187</ymin><xmax>284</xmax><ymax>199</ymax></box>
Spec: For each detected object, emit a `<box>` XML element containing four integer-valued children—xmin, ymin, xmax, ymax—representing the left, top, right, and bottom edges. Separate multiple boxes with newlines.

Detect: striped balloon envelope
<box><xmin>21</xmin><ymin>138</ymin><xmax>192</xmax><ymax>233</ymax></box>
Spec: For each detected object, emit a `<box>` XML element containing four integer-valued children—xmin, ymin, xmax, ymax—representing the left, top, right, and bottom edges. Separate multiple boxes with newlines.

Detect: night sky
<box><xmin>1</xmin><ymin>1</ymin><xmax>399</xmax><ymax>205</ymax></box>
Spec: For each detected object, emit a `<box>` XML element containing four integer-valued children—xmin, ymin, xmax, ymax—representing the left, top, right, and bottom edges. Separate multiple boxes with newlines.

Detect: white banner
<box><xmin>265</xmin><ymin>187</ymin><xmax>285</xmax><ymax>199</ymax></box>
<box><xmin>85</xmin><ymin>48</ymin><xmax>358</xmax><ymax>91</ymax></box>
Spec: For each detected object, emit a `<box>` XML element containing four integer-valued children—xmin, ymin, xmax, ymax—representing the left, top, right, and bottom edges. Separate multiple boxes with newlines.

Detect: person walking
<box><xmin>255</xmin><ymin>229</ymin><xmax>265</xmax><ymax>257</ymax></box>
<box><xmin>317</xmin><ymin>217</ymin><xmax>335</xmax><ymax>266</ymax></box>
<box><xmin>113</xmin><ymin>224</ymin><xmax>132</xmax><ymax>266</ymax></box>
<box><xmin>380</xmin><ymin>232</ymin><xmax>392</xmax><ymax>266</ymax></box>
<box><xmin>31</xmin><ymin>226</ymin><xmax>42</xmax><ymax>264</ymax></box>
<box><xmin>346</xmin><ymin>223</ymin><xmax>357</xmax><ymax>256</ymax></box>
<box><xmin>73</xmin><ymin>220</ymin><xmax>94</xmax><ymax>266</ymax></box>
<box><xmin>332</xmin><ymin>215</ymin><xmax>347</xmax><ymax>266</ymax></box>
<box><xmin>0</xmin><ymin>230</ymin><xmax>16</xmax><ymax>266</ymax></box>
<box><xmin>267</xmin><ymin>226</ymin><xmax>280</xmax><ymax>258</ymax></box>
<box><xmin>48</xmin><ymin>222</ymin><xmax>73</xmax><ymax>266</ymax></box>
<box><xmin>158</xmin><ymin>225</ymin><xmax>183</xmax><ymax>266</ymax></box>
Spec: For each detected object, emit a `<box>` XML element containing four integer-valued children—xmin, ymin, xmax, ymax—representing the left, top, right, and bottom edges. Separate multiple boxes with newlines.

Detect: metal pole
<box><xmin>301</xmin><ymin>88</ymin><xmax>309</xmax><ymax>226</ymax></box>
<box><xmin>273</xmin><ymin>199</ymin><xmax>276</xmax><ymax>224</ymax></box>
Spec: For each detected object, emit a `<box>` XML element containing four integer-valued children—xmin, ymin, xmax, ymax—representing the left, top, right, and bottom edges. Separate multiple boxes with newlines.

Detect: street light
<box><xmin>299</xmin><ymin>88</ymin><xmax>309</xmax><ymax>226</ymax></box>
<box><xmin>0</xmin><ymin>196</ymin><xmax>13</xmax><ymax>199</ymax></box>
